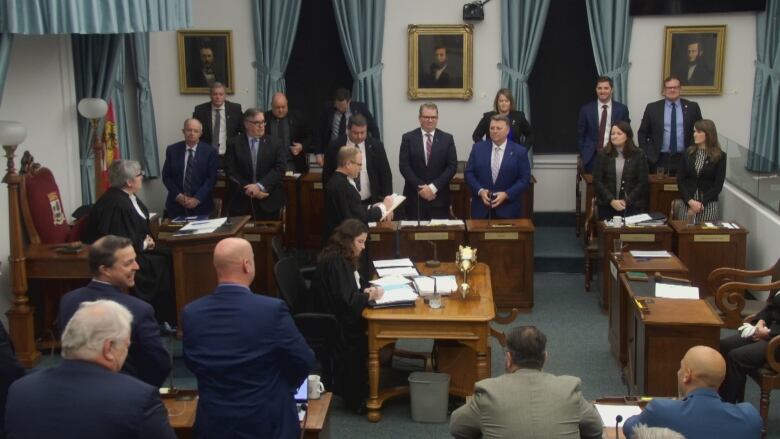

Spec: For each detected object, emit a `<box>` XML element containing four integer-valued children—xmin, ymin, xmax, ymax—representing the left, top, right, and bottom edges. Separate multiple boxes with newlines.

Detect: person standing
<box><xmin>675</xmin><ymin>119</ymin><xmax>727</xmax><ymax>222</ymax></box>
<box><xmin>192</xmin><ymin>82</ymin><xmax>243</xmax><ymax>165</ymax></box>
<box><xmin>576</xmin><ymin>76</ymin><xmax>630</xmax><ymax>172</ymax></box>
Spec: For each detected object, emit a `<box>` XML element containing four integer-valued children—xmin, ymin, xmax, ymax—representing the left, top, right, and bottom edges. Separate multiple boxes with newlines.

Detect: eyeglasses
<box><xmin>350</xmin><ymin>161</ymin><xmax>363</xmax><ymax>167</ymax></box>
<box><xmin>247</xmin><ymin>120</ymin><xmax>266</xmax><ymax>126</ymax></box>
<box><xmin>135</xmin><ymin>171</ymin><xmax>145</xmax><ymax>178</ymax></box>
<box><xmin>420</xmin><ymin>116</ymin><xmax>438</xmax><ymax>120</ymax></box>
<box><xmin>664</xmin><ymin>85</ymin><xmax>681</xmax><ymax>90</ymax></box>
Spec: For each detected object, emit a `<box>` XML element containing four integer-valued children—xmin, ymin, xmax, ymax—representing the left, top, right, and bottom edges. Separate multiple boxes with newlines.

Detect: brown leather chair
<box><xmin>707</xmin><ymin>259</ymin><xmax>780</xmax><ymax>329</ymax></box>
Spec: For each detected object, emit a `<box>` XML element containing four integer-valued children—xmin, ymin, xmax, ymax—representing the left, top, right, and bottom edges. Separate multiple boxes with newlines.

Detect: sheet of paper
<box><xmin>629</xmin><ymin>250</ymin><xmax>671</xmax><ymax>258</ymax></box>
<box><xmin>624</xmin><ymin>213</ymin><xmax>652</xmax><ymax>225</ymax></box>
<box><xmin>177</xmin><ymin>217</ymin><xmax>227</xmax><ymax>235</ymax></box>
<box><xmin>380</xmin><ymin>193</ymin><xmax>407</xmax><ymax>221</ymax></box>
<box><xmin>594</xmin><ymin>404</ymin><xmax>642</xmax><ymax>427</ymax></box>
<box><xmin>373</xmin><ymin>258</ymin><xmax>414</xmax><ymax>268</ymax></box>
<box><xmin>400</xmin><ymin>220</ymin><xmax>430</xmax><ymax>227</ymax></box>
<box><xmin>428</xmin><ymin>219</ymin><xmax>465</xmax><ymax>226</ymax></box>
<box><xmin>655</xmin><ymin>283</ymin><xmax>700</xmax><ymax>299</ymax></box>
<box><xmin>367</xmin><ymin>222</ymin><xmax>377</xmax><ymax>227</ymax></box>
<box><xmin>376</xmin><ymin>266</ymin><xmax>419</xmax><ymax>277</ymax></box>
<box><xmin>413</xmin><ymin>275</ymin><xmax>457</xmax><ymax>295</ymax></box>
<box><xmin>373</xmin><ymin>285</ymin><xmax>418</xmax><ymax>304</ymax></box>
<box><xmin>370</xmin><ymin>275</ymin><xmax>412</xmax><ymax>287</ymax></box>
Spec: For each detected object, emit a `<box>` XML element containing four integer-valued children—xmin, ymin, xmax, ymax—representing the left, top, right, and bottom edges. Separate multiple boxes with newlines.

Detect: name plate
<box><xmin>449</xmin><ymin>184</ymin><xmax>461</xmax><ymax>191</ymax></box>
<box><xmin>663</xmin><ymin>184</ymin><xmax>678</xmax><ymax>191</ymax></box>
<box><xmin>694</xmin><ymin>234</ymin><xmax>730</xmax><ymax>242</ymax></box>
<box><xmin>216</xmin><ymin>180</ymin><xmax>226</xmax><ymax>187</ymax></box>
<box><xmin>369</xmin><ymin>233</ymin><xmax>382</xmax><ymax>242</ymax></box>
<box><xmin>620</xmin><ymin>233</ymin><xmax>655</xmax><ymax>242</ymax></box>
<box><xmin>414</xmin><ymin>232</ymin><xmax>449</xmax><ymax>241</ymax></box>
<box><xmin>484</xmin><ymin>232</ymin><xmax>519</xmax><ymax>240</ymax></box>
<box><xmin>158</xmin><ymin>232</ymin><xmax>173</xmax><ymax>239</ymax></box>
<box><xmin>244</xmin><ymin>234</ymin><xmax>262</xmax><ymax>242</ymax></box>
<box><xmin>313</xmin><ymin>182</ymin><xmax>323</xmax><ymax>190</ymax></box>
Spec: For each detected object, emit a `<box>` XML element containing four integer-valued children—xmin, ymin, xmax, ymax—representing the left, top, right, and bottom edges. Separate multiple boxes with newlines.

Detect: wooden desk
<box><xmin>465</xmin><ymin>219</ymin><xmax>535</xmax><ymax>309</ymax></box>
<box><xmin>398</xmin><ymin>223</ymin><xmax>465</xmax><ymax>263</ymax></box>
<box><xmin>367</xmin><ymin>221</ymin><xmax>398</xmax><ymax>261</ymax></box>
<box><xmin>623</xmin><ymin>277</ymin><xmax>722</xmax><ymax>396</ymax></box>
<box><xmin>608</xmin><ymin>252</ymin><xmax>688</xmax><ymax>365</ymax></box>
<box><xmin>299</xmin><ymin>172</ymin><xmax>324</xmax><ymax>249</ymax></box>
<box><xmin>158</xmin><ymin>216</ymin><xmax>250</xmax><ymax>332</ymax></box>
<box><xmin>243</xmin><ymin>221</ymin><xmax>283</xmax><ymax>296</ymax></box>
<box><xmin>648</xmin><ymin>174</ymin><xmax>680</xmax><ymax>215</ymax></box>
<box><xmin>164</xmin><ymin>391</ymin><xmax>332</xmax><ymax>438</ymax></box>
<box><xmin>282</xmin><ymin>174</ymin><xmax>301</xmax><ymax>248</ymax></box>
<box><xmin>597</xmin><ymin>222</ymin><xmax>674</xmax><ymax>309</ymax></box>
<box><xmin>449</xmin><ymin>173</ymin><xmax>536</xmax><ymax>220</ymax></box>
<box><xmin>363</xmin><ymin>262</ymin><xmax>495</xmax><ymax>422</ymax></box>
<box><xmin>670</xmin><ymin>220</ymin><xmax>748</xmax><ymax>297</ymax></box>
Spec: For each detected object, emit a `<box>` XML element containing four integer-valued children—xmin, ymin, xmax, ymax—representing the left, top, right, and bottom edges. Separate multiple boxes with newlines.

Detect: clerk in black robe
<box><xmin>85</xmin><ymin>160</ymin><xmax>174</xmax><ymax>324</ymax></box>
<box><xmin>311</xmin><ymin>219</ymin><xmax>383</xmax><ymax>412</ymax></box>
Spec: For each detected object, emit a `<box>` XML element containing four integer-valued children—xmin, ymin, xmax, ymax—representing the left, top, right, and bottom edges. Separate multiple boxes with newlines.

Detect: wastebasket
<box><xmin>408</xmin><ymin>371</ymin><xmax>450</xmax><ymax>423</ymax></box>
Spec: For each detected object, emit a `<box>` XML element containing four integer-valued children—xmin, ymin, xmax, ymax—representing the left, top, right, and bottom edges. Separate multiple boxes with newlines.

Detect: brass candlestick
<box><xmin>456</xmin><ymin>245</ymin><xmax>477</xmax><ymax>298</ymax></box>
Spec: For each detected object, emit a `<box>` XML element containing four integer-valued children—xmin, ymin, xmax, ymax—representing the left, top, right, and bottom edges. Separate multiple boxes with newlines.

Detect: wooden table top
<box><xmin>610</xmin><ymin>252</ymin><xmax>688</xmax><ymax>273</ymax></box>
<box><xmin>669</xmin><ymin>220</ymin><xmax>748</xmax><ymax>235</ymax></box>
<box><xmin>623</xmin><ymin>276</ymin><xmax>722</xmax><ymax>327</ymax></box>
<box><xmin>157</xmin><ymin>216</ymin><xmax>251</xmax><ymax>242</ymax></box>
<box><xmin>363</xmin><ymin>262</ymin><xmax>494</xmax><ymax>322</ymax></box>
<box><xmin>465</xmin><ymin>219</ymin><xmax>535</xmax><ymax>231</ymax></box>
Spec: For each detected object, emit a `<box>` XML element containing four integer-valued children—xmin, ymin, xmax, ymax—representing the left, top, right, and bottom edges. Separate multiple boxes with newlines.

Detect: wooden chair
<box><xmin>707</xmin><ymin>259</ymin><xmax>780</xmax><ymax>329</ymax></box>
<box><xmin>575</xmin><ymin>156</ymin><xmax>583</xmax><ymax>236</ymax></box>
<box><xmin>740</xmin><ymin>311</ymin><xmax>780</xmax><ymax>438</ymax></box>
<box><xmin>583</xmin><ymin>197</ymin><xmax>600</xmax><ymax>291</ymax></box>
<box><xmin>669</xmin><ymin>198</ymin><xmax>685</xmax><ymax>221</ymax></box>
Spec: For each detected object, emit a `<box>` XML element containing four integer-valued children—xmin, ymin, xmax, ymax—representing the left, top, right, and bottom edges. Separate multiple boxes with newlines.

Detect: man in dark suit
<box><xmin>187</xmin><ymin>45</ymin><xmax>227</xmax><ymax>88</ymax></box>
<box><xmin>576</xmin><ymin>76</ymin><xmax>630</xmax><ymax>172</ymax></box>
<box><xmin>0</xmin><ymin>323</ymin><xmax>24</xmax><ymax>439</ymax></box>
<box><xmin>183</xmin><ymin>237</ymin><xmax>315</xmax><ymax>439</ymax></box>
<box><xmin>224</xmin><ymin>108</ymin><xmax>288</xmax><ymax>220</ymax></box>
<box><xmin>624</xmin><ymin>346</ymin><xmax>762</xmax><ymax>439</ymax></box>
<box><xmin>399</xmin><ymin>102</ymin><xmax>458</xmax><ymax>220</ymax></box>
<box><xmin>316</xmin><ymin>88</ymin><xmax>380</xmax><ymax>166</ymax></box>
<box><xmin>637</xmin><ymin>75</ymin><xmax>703</xmax><ymax>175</ymax></box>
<box><xmin>7</xmin><ymin>299</ymin><xmax>176</xmax><ymax>439</ymax></box>
<box><xmin>161</xmin><ymin>118</ymin><xmax>219</xmax><ymax>218</ymax></box>
<box><xmin>465</xmin><ymin>115</ymin><xmax>531</xmax><ymax>219</ymax></box>
<box><xmin>420</xmin><ymin>45</ymin><xmax>454</xmax><ymax>88</ymax></box>
<box><xmin>192</xmin><ymin>82</ymin><xmax>243</xmax><ymax>163</ymax></box>
<box><xmin>58</xmin><ymin>235</ymin><xmax>171</xmax><ymax>388</ymax></box>
<box><xmin>264</xmin><ymin>92</ymin><xmax>312</xmax><ymax>173</ymax></box>
<box><xmin>676</xmin><ymin>40</ymin><xmax>714</xmax><ymax>86</ymax></box>
<box><xmin>323</xmin><ymin>114</ymin><xmax>392</xmax><ymax>204</ymax></box>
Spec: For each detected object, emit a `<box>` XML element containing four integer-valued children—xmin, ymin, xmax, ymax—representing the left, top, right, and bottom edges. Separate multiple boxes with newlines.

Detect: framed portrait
<box><xmin>663</xmin><ymin>25</ymin><xmax>726</xmax><ymax>95</ymax></box>
<box><xmin>408</xmin><ymin>24</ymin><xmax>473</xmax><ymax>100</ymax></box>
<box><xmin>177</xmin><ymin>30</ymin><xmax>235</xmax><ymax>94</ymax></box>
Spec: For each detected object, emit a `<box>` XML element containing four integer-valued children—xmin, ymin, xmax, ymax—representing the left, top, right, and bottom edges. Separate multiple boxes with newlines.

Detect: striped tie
<box><xmin>425</xmin><ymin>133</ymin><xmax>432</xmax><ymax>166</ymax></box>
<box><xmin>184</xmin><ymin>148</ymin><xmax>194</xmax><ymax>195</ymax></box>
<box><xmin>491</xmin><ymin>146</ymin><xmax>501</xmax><ymax>183</ymax></box>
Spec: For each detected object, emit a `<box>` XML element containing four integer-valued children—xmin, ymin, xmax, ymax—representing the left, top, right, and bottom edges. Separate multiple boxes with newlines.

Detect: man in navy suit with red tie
<box><xmin>577</xmin><ymin>76</ymin><xmax>630</xmax><ymax>172</ymax></box>
<box><xmin>465</xmin><ymin>115</ymin><xmax>531</xmax><ymax>219</ymax></box>
<box><xmin>161</xmin><ymin>118</ymin><xmax>219</xmax><ymax>218</ymax></box>
<box><xmin>399</xmin><ymin>102</ymin><xmax>458</xmax><ymax>220</ymax></box>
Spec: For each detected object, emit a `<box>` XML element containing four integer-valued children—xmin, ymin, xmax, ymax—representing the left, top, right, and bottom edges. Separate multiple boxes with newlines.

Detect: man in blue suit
<box><xmin>465</xmin><ymin>114</ymin><xmax>531</xmax><ymax>219</ymax></box>
<box><xmin>577</xmin><ymin>76</ymin><xmax>630</xmax><ymax>172</ymax></box>
<box><xmin>58</xmin><ymin>235</ymin><xmax>171</xmax><ymax>388</ymax></box>
<box><xmin>161</xmin><ymin>118</ymin><xmax>219</xmax><ymax>218</ymax></box>
<box><xmin>623</xmin><ymin>346</ymin><xmax>762</xmax><ymax>439</ymax></box>
<box><xmin>7</xmin><ymin>299</ymin><xmax>176</xmax><ymax>439</ymax></box>
<box><xmin>183</xmin><ymin>237</ymin><xmax>315</xmax><ymax>439</ymax></box>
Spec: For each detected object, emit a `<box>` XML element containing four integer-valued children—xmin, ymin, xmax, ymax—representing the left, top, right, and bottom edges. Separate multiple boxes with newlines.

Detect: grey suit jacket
<box><xmin>450</xmin><ymin>369</ymin><xmax>603</xmax><ymax>439</ymax></box>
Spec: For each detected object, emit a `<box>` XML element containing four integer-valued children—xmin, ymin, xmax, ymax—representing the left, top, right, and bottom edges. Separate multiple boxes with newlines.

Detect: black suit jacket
<box><xmin>591</xmin><ymin>148</ymin><xmax>649</xmax><ymax>210</ymax></box>
<box><xmin>0</xmin><ymin>324</ymin><xmax>24</xmax><ymax>439</ymax></box>
<box><xmin>472</xmin><ymin>110</ymin><xmax>534</xmax><ymax>148</ymax></box>
<box><xmin>264</xmin><ymin>109</ymin><xmax>312</xmax><ymax>173</ymax></box>
<box><xmin>398</xmin><ymin>128</ymin><xmax>458</xmax><ymax>219</ymax></box>
<box><xmin>317</xmin><ymin>101</ymin><xmax>380</xmax><ymax>153</ymax></box>
<box><xmin>637</xmin><ymin>99</ymin><xmax>703</xmax><ymax>164</ymax></box>
<box><xmin>322</xmin><ymin>136</ymin><xmax>393</xmax><ymax>203</ymax></box>
<box><xmin>677</xmin><ymin>149</ymin><xmax>727</xmax><ymax>204</ymax></box>
<box><xmin>224</xmin><ymin>134</ymin><xmax>288</xmax><ymax>215</ymax></box>
<box><xmin>323</xmin><ymin>171</ymin><xmax>383</xmax><ymax>241</ymax></box>
<box><xmin>192</xmin><ymin>100</ymin><xmax>243</xmax><ymax>150</ymax></box>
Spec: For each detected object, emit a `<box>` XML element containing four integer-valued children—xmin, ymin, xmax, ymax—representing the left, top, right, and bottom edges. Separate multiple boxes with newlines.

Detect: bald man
<box><xmin>623</xmin><ymin>346</ymin><xmax>761</xmax><ymax>439</ymax></box>
<box><xmin>265</xmin><ymin>92</ymin><xmax>313</xmax><ymax>173</ymax></box>
<box><xmin>182</xmin><ymin>237</ymin><xmax>315</xmax><ymax>439</ymax></box>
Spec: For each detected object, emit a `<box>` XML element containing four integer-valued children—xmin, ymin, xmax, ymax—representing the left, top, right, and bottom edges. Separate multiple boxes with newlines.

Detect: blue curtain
<box><xmin>72</xmin><ymin>34</ymin><xmax>123</xmax><ymax>205</ymax></box>
<box><xmin>0</xmin><ymin>33</ymin><xmax>13</xmax><ymax>105</ymax></box>
<box><xmin>747</xmin><ymin>1</ymin><xmax>780</xmax><ymax>173</ymax></box>
<box><xmin>129</xmin><ymin>33</ymin><xmax>160</xmax><ymax>177</ymax></box>
<box><xmin>252</xmin><ymin>0</ymin><xmax>301</xmax><ymax>109</ymax></box>
<box><xmin>499</xmin><ymin>0</ymin><xmax>550</xmax><ymax>162</ymax></box>
<box><xmin>110</xmin><ymin>41</ymin><xmax>131</xmax><ymax>164</ymax></box>
<box><xmin>332</xmin><ymin>0</ymin><xmax>385</xmax><ymax>138</ymax></box>
<box><xmin>585</xmin><ymin>0</ymin><xmax>632</xmax><ymax>104</ymax></box>
<box><xmin>1</xmin><ymin>0</ymin><xmax>191</xmax><ymax>34</ymax></box>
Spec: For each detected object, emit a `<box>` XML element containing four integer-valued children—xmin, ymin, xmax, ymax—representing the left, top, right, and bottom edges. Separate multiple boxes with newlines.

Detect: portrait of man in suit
<box><xmin>179</xmin><ymin>31</ymin><xmax>234</xmax><ymax>93</ymax></box>
<box><xmin>664</xmin><ymin>26</ymin><xmax>725</xmax><ymax>93</ymax></box>
<box><xmin>418</xmin><ymin>35</ymin><xmax>463</xmax><ymax>89</ymax></box>
<box><xmin>672</xmin><ymin>36</ymin><xmax>715</xmax><ymax>86</ymax></box>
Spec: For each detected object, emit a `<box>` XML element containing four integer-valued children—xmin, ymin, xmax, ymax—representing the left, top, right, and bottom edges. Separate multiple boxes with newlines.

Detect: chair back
<box><xmin>19</xmin><ymin>156</ymin><xmax>72</xmax><ymax>244</ymax></box>
<box><xmin>669</xmin><ymin>198</ymin><xmax>686</xmax><ymax>221</ymax></box>
<box><xmin>584</xmin><ymin>197</ymin><xmax>599</xmax><ymax>247</ymax></box>
<box><xmin>274</xmin><ymin>256</ymin><xmax>310</xmax><ymax>314</ymax></box>
<box><xmin>271</xmin><ymin>235</ymin><xmax>285</xmax><ymax>263</ymax></box>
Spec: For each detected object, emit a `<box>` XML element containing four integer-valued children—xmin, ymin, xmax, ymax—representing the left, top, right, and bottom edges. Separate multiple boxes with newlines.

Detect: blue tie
<box><xmin>251</xmin><ymin>138</ymin><xmax>259</xmax><ymax>182</ymax></box>
<box><xmin>669</xmin><ymin>103</ymin><xmax>678</xmax><ymax>154</ymax></box>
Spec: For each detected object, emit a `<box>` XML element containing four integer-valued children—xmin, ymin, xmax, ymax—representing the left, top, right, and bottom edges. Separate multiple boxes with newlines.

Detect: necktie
<box><xmin>213</xmin><ymin>108</ymin><xmax>221</xmax><ymax>150</ymax></box>
<box><xmin>251</xmin><ymin>138</ymin><xmax>259</xmax><ymax>182</ymax></box>
<box><xmin>491</xmin><ymin>146</ymin><xmax>501</xmax><ymax>184</ymax></box>
<box><xmin>337</xmin><ymin>112</ymin><xmax>347</xmax><ymax>138</ymax></box>
<box><xmin>184</xmin><ymin>148</ymin><xmax>194</xmax><ymax>195</ymax></box>
<box><xmin>331</xmin><ymin>112</ymin><xmax>342</xmax><ymax>141</ymax></box>
<box><xmin>597</xmin><ymin>104</ymin><xmax>608</xmax><ymax>150</ymax></box>
<box><xmin>425</xmin><ymin>133</ymin><xmax>433</xmax><ymax>166</ymax></box>
<box><xmin>669</xmin><ymin>103</ymin><xmax>678</xmax><ymax>154</ymax></box>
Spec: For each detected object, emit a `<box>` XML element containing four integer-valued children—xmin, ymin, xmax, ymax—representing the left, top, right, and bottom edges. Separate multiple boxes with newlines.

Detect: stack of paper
<box><xmin>413</xmin><ymin>276</ymin><xmax>458</xmax><ymax>295</ymax></box>
<box><xmin>624</xmin><ymin>213</ymin><xmax>652</xmax><ymax>225</ymax></box>
<box><xmin>372</xmin><ymin>284</ymin><xmax>418</xmax><ymax>306</ymax></box>
<box><xmin>175</xmin><ymin>217</ymin><xmax>227</xmax><ymax>235</ymax></box>
<box><xmin>594</xmin><ymin>404</ymin><xmax>642</xmax><ymax>427</ymax></box>
<box><xmin>373</xmin><ymin>258</ymin><xmax>414</xmax><ymax>268</ymax></box>
<box><xmin>380</xmin><ymin>193</ymin><xmax>406</xmax><ymax>220</ymax></box>
<box><xmin>629</xmin><ymin>250</ymin><xmax>671</xmax><ymax>258</ymax></box>
<box><xmin>655</xmin><ymin>283</ymin><xmax>700</xmax><ymax>299</ymax></box>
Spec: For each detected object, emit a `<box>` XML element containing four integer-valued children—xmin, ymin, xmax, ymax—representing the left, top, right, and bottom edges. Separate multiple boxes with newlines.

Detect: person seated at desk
<box><xmin>675</xmin><ymin>119</ymin><xmax>727</xmax><ymax>223</ymax></box>
<box><xmin>85</xmin><ymin>159</ymin><xmax>175</xmax><ymax>325</ymax></box>
<box><xmin>450</xmin><ymin>326</ymin><xmax>603</xmax><ymax>438</ymax></box>
<box><xmin>591</xmin><ymin>121</ymin><xmax>649</xmax><ymax>220</ymax></box>
<box><xmin>311</xmin><ymin>219</ymin><xmax>384</xmax><ymax>413</ymax></box>
<box><xmin>471</xmin><ymin>88</ymin><xmax>533</xmax><ymax>148</ymax></box>
<box><xmin>623</xmin><ymin>346</ymin><xmax>762</xmax><ymax>439</ymax></box>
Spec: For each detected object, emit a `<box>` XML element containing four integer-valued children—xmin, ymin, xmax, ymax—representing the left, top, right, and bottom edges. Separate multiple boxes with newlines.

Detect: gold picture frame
<box><xmin>177</xmin><ymin>30</ymin><xmax>235</xmax><ymax>94</ymax></box>
<box><xmin>408</xmin><ymin>24</ymin><xmax>473</xmax><ymax>100</ymax></box>
<box><xmin>663</xmin><ymin>25</ymin><xmax>726</xmax><ymax>96</ymax></box>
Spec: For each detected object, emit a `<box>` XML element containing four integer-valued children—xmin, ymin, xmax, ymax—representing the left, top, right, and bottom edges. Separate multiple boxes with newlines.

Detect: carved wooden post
<box><xmin>2</xmin><ymin>145</ymin><xmax>39</xmax><ymax>367</ymax></box>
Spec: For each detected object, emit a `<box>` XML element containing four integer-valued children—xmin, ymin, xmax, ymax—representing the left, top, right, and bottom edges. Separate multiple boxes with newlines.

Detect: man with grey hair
<box><xmin>6</xmin><ymin>300</ymin><xmax>175</xmax><ymax>438</ymax></box>
<box><xmin>450</xmin><ymin>326</ymin><xmax>603</xmax><ymax>438</ymax></box>
<box><xmin>399</xmin><ymin>102</ymin><xmax>458</xmax><ymax>220</ymax></box>
<box><xmin>58</xmin><ymin>235</ymin><xmax>171</xmax><ymax>387</ymax></box>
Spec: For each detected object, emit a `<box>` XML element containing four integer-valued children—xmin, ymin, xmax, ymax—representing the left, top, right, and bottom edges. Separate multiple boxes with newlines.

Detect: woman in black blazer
<box><xmin>592</xmin><ymin>120</ymin><xmax>649</xmax><ymax>220</ymax></box>
<box><xmin>472</xmin><ymin>88</ymin><xmax>533</xmax><ymax>147</ymax></box>
<box><xmin>676</xmin><ymin>119</ymin><xmax>726</xmax><ymax>222</ymax></box>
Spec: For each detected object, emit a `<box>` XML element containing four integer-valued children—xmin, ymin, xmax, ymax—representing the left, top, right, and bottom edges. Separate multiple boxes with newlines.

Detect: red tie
<box><xmin>425</xmin><ymin>133</ymin><xmax>432</xmax><ymax>165</ymax></box>
<box><xmin>597</xmin><ymin>104</ymin><xmax>608</xmax><ymax>151</ymax></box>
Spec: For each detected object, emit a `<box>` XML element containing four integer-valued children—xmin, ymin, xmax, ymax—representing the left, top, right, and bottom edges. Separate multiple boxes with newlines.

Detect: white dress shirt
<box><xmin>212</xmin><ymin>105</ymin><xmax>227</xmax><ymax>155</ymax></box>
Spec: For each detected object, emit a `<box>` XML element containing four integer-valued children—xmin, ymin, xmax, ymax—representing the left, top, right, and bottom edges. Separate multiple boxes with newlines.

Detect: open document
<box><xmin>174</xmin><ymin>217</ymin><xmax>227</xmax><ymax>235</ymax></box>
<box><xmin>594</xmin><ymin>404</ymin><xmax>642</xmax><ymax>427</ymax></box>
<box><xmin>369</xmin><ymin>283</ymin><xmax>418</xmax><ymax>308</ymax></box>
<box><xmin>380</xmin><ymin>194</ymin><xmax>406</xmax><ymax>221</ymax></box>
<box><xmin>413</xmin><ymin>276</ymin><xmax>458</xmax><ymax>295</ymax></box>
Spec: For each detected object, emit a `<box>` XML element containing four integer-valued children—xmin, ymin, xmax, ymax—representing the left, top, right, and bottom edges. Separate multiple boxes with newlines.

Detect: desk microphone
<box><xmin>160</xmin><ymin>322</ymin><xmax>177</xmax><ymax>395</ymax></box>
<box><xmin>615</xmin><ymin>414</ymin><xmax>623</xmax><ymax>439</ymax></box>
<box><xmin>425</xmin><ymin>241</ymin><xmax>440</xmax><ymax>267</ymax></box>
<box><xmin>228</xmin><ymin>175</ymin><xmax>258</xmax><ymax>224</ymax></box>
